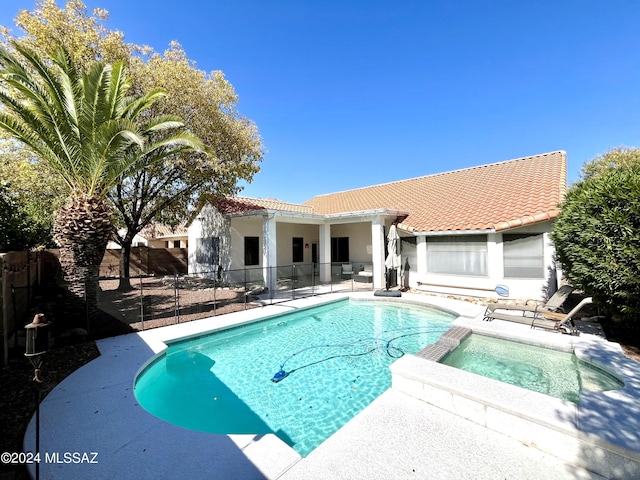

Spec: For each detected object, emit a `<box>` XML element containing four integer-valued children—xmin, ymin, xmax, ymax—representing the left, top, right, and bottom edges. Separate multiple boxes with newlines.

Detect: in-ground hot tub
<box><xmin>440</xmin><ymin>333</ymin><xmax>623</xmax><ymax>403</ymax></box>
<box><xmin>390</xmin><ymin>325</ymin><xmax>640</xmax><ymax>479</ymax></box>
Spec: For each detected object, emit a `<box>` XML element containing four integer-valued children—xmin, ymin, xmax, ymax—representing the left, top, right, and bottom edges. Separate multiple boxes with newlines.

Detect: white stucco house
<box><xmin>188</xmin><ymin>151</ymin><xmax>567</xmax><ymax>300</ymax></box>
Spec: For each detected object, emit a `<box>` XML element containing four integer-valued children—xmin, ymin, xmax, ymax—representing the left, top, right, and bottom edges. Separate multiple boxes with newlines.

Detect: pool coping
<box><xmin>23</xmin><ymin>292</ymin><xmax>640</xmax><ymax>479</ymax></box>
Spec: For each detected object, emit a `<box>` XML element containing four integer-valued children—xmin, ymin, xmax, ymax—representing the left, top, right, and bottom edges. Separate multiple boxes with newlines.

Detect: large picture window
<box><xmin>426</xmin><ymin>235</ymin><xmax>487</xmax><ymax>276</ymax></box>
<box><xmin>292</xmin><ymin>237</ymin><xmax>304</xmax><ymax>263</ymax></box>
<box><xmin>196</xmin><ymin>237</ymin><xmax>220</xmax><ymax>265</ymax></box>
<box><xmin>244</xmin><ymin>236</ymin><xmax>259</xmax><ymax>266</ymax></box>
<box><xmin>503</xmin><ymin>234</ymin><xmax>544</xmax><ymax>278</ymax></box>
<box><xmin>331</xmin><ymin>237</ymin><xmax>349</xmax><ymax>263</ymax></box>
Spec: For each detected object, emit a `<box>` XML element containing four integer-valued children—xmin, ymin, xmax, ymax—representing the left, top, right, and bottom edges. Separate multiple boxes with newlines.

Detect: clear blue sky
<box><xmin>2</xmin><ymin>1</ymin><xmax>640</xmax><ymax>204</ymax></box>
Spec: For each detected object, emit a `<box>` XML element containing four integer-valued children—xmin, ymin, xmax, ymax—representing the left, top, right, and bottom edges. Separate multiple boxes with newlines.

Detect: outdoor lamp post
<box><xmin>25</xmin><ymin>313</ymin><xmax>50</xmax><ymax>480</ymax></box>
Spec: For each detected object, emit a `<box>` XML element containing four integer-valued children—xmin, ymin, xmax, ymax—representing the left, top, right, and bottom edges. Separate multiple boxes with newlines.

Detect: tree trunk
<box><xmin>53</xmin><ymin>194</ymin><xmax>112</xmax><ymax>336</ymax></box>
<box><xmin>117</xmin><ymin>240</ymin><xmax>134</xmax><ymax>292</ymax></box>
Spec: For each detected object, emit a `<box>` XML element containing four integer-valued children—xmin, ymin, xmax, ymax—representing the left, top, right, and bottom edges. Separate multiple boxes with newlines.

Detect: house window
<box><xmin>331</xmin><ymin>237</ymin><xmax>349</xmax><ymax>263</ymax></box>
<box><xmin>426</xmin><ymin>235</ymin><xmax>487</xmax><ymax>276</ymax></box>
<box><xmin>292</xmin><ymin>237</ymin><xmax>304</xmax><ymax>263</ymax></box>
<box><xmin>503</xmin><ymin>234</ymin><xmax>544</xmax><ymax>278</ymax></box>
<box><xmin>244</xmin><ymin>236</ymin><xmax>259</xmax><ymax>266</ymax></box>
<box><xmin>173</xmin><ymin>240</ymin><xmax>181</xmax><ymax>248</ymax></box>
<box><xmin>196</xmin><ymin>237</ymin><xmax>219</xmax><ymax>265</ymax></box>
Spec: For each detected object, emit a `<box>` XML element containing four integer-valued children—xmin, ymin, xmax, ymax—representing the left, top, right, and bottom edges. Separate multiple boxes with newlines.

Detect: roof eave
<box><xmin>225</xmin><ymin>208</ymin><xmax>409</xmax><ymax>221</ymax></box>
<box><xmin>494</xmin><ymin>209</ymin><xmax>561</xmax><ymax>231</ymax></box>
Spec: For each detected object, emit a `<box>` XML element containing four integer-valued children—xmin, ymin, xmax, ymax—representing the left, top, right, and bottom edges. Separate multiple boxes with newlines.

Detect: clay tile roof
<box><xmin>139</xmin><ymin>224</ymin><xmax>188</xmax><ymax>239</ymax></box>
<box><xmin>215</xmin><ymin>196</ymin><xmax>314</xmax><ymax>215</ymax></box>
<box><xmin>303</xmin><ymin>151</ymin><xmax>567</xmax><ymax>233</ymax></box>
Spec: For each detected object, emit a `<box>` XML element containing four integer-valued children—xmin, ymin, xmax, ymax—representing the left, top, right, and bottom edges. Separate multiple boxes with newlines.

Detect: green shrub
<box><xmin>552</xmin><ymin>164</ymin><xmax>640</xmax><ymax>324</ymax></box>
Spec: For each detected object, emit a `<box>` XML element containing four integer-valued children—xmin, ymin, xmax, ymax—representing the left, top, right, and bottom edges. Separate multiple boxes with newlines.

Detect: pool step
<box><xmin>438</xmin><ymin>326</ymin><xmax>472</xmax><ymax>348</ymax></box>
<box><xmin>415</xmin><ymin>327</ymin><xmax>471</xmax><ymax>362</ymax></box>
<box><xmin>415</xmin><ymin>343</ymin><xmax>451</xmax><ymax>361</ymax></box>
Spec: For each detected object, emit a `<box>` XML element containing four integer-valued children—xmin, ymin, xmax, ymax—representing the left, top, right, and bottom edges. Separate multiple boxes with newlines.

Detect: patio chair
<box><xmin>483</xmin><ymin>285</ymin><xmax>575</xmax><ymax>320</ymax></box>
<box><xmin>356</xmin><ymin>264</ymin><xmax>373</xmax><ymax>283</ymax></box>
<box><xmin>485</xmin><ymin>297</ymin><xmax>592</xmax><ymax>334</ymax></box>
<box><xmin>341</xmin><ymin>264</ymin><xmax>354</xmax><ymax>279</ymax></box>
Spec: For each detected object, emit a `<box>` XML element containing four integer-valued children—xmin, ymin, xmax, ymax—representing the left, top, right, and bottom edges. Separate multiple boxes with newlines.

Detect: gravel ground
<box><xmin>98</xmin><ymin>277</ymin><xmax>257</xmax><ymax>330</ymax></box>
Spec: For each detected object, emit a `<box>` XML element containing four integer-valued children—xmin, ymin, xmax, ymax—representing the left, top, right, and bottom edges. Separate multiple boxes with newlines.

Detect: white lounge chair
<box><xmin>484</xmin><ymin>297</ymin><xmax>593</xmax><ymax>334</ymax></box>
<box><xmin>484</xmin><ymin>285</ymin><xmax>575</xmax><ymax>319</ymax></box>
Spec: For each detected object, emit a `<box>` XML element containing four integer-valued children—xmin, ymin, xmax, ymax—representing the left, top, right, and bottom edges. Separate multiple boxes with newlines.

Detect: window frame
<box><xmin>502</xmin><ymin>233</ymin><xmax>545</xmax><ymax>279</ymax></box>
<box><xmin>331</xmin><ymin>237</ymin><xmax>350</xmax><ymax>263</ymax></box>
<box><xmin>244</xmin><ymin>236</ymin><xmax>260</xmax><ymax>266</ymax></box>
<box><xmin>426</xmin><ymin>235</ymin><xmax>488</xmax><ymax>277</ymax></box>
<box><xmin>195</xmin><ymin>236</ymin><xmax>220</xmax><ymax>265</ymax></box>
<box><xmin>292</xmin><ymin>237</ymin><xmax>304</xmax><ymax>263</ymax></box>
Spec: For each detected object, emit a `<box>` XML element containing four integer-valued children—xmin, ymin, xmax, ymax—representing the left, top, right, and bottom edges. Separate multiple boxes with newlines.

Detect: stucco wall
<box><xmin>329</xmin><ymin>222</ymin><xmax>372</xmax><ymax>265</ymax></box>
<box><xmin>409</xmin><ymin>221</ymin><xmax>559</xmax><ymax>301</ymax></box>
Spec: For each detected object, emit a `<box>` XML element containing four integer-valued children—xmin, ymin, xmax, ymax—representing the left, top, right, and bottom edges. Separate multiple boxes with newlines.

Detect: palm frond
<box><xmin>122</xmin><ymin>87</ymin><xmax>166</xmax><ymax>119</ymax></box>
<box><xmin>0</xmin><ymin>42</ymin><xmax>206</xmax><ymax>201</ymax></box>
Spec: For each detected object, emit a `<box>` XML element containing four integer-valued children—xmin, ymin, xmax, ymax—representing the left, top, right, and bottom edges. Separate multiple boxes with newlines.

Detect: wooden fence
<box><xmin>1</xmin><ymin>247</ymin><xmax>187</xmax><ymax>365</ymax></box>
<box><xmin>99</xmin><ymin>247</ymin><xmax>188</xmax><ymax>277</ymax></box>
<box><xmin>0</xmin><ymin>250</ymin><xmax>55</xmax><ymax>365</ymax></box>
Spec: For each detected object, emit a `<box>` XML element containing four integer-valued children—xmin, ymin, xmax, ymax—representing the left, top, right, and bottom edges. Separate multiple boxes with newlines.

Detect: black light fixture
<box><xmin>25</xmin><ymin>313</ymin><xmax>49</xmax><ymax>480</ymax></box>
<box><xmin>25</xmin><ymin>313</ymin><xmax>50</xmax><ymax>356</ymax></box>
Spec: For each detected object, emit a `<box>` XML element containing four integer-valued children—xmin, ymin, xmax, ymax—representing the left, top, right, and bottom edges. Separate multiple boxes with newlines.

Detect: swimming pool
<box><xmin>441</xmin><ymin>334</ymin><xmax>623</xmax><ymax>403</ymax></box>
<box><xmin>134</xmin><ymin>298</ymin><xmax>456</xmax><ymax>456</ymax></box>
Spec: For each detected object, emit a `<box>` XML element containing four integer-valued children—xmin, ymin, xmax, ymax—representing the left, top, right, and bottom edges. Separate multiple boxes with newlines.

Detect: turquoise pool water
<box><xmin>134</xmin><ymin>299</ymin><xmax>456</xmax><ymax>456</ymax></box>
<box><xmin>441</xmin><ymin>334</ymin><xmax>623</xmax><ymax>403</ymax></box>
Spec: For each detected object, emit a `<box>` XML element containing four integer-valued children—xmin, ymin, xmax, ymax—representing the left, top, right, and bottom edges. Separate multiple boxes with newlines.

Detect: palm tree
<box><xmin>0</xmin><ymin>42</ymin><xmax>203</xmax><ymax>334</ymax></box>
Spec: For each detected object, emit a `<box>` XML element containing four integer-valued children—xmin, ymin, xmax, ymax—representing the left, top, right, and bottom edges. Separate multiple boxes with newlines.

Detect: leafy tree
<box><xmin>3</xmin><ymin>1</ymin><xmax>264</xmax><ymax>290</ymax></box>
<box><xmin>580</xmin><ymin>146</ymin><xmax>640</xmax><ymax>180</ymax></box>
<box><xmin>0</xmin><ymin>42</ymin><xmax>202</xmax><ymax>333</ymax></box>
<box><xmin>0</xmin><ymin>131</ymin><xmax>66</xmax><ymax>247</ymax></box>
<box><xmin>552</xmin><ymin>155</ymin><xmax>640</xmax><ymax>325</ymax></box>
<box><xmin>0</xmin><ymin>180</ymin><xmax>33</xmax><ymax>251</ymax></box>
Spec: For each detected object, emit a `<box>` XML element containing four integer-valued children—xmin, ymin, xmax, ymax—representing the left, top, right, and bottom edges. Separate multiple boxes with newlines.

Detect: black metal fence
<box><xmin>98</xmin><ymin>262</ymin><xmax>375</xmax><ymax>330</ymax></box>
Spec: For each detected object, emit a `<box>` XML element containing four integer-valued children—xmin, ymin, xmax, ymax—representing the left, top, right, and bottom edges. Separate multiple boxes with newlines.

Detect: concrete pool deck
<box><xmin>25</xmin><ymin>292</ymin><xmax>640</xmax><ymax>479</ymax></box>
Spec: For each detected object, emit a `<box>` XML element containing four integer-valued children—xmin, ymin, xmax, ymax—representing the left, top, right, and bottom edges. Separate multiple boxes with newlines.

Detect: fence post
<box><xmin>174</xmin><ymin>273</ymin><xmax>179</xmax><ymax>324</ymax></box>
<box><xmin>330</xmin><ymin>263</ymin><xmax>334</xmax><ymax>293</ymax></box>
<box><xmin>213</xmin><ymin>273</ymin><xmax>217</xmax><ymax>316</ymax></box>
<box><xmin>291</xmin><ymin>265</ymin><xmax>295</xmax><ymax>300</ymax></box>
<box><xmin>10</xmin><ymin>285</ymin><xmax>16</xmax><ymax>350</ymax></box>
<box><xmin>139</xmin><ymin>275</ymin><xmax>144</xmax><ymax>331</ymax></box>
<box><xmin>35</xmin><ymin>251</ymin><xmax>40</xmax><ymax>287</ymax></box>
<box><xmin>269</xmin><ymin>266</ymin><xmax>274</xmax><ymax>305</ymax></box>
<box><xmin>244</xmin><ymin>267</ymin><xmax>247</xmax><ymax>310</ymax></box>
<box><xmin>84</xmin><ymin>280</ymin><xmax>89</xmax><ymax>331</ymax></box>
<box><xmin>26</xmin><ymin>251</ymin><xmax>31</xmax><ymax>306</ymax></box>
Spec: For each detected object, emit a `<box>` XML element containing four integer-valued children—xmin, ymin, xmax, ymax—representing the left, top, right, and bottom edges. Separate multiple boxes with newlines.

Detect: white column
<box><xmin>544</xmin><ymin>232</ymin><xmax>560</xmax><ymax>291</ymax></box>
<box><xmin>487</xmin><ymin>233</ymin><xmax>502</xmax><ymax>284</ymax></box>
<box><xmin>371</xmin><ymin>217</ymin><xmax>385</xmax><ymax>289</ymax></box>
<box><xmin>319</xmin><ymin>223</ymin><xmax>331</xmax><ymax>283</ymax></box>
<box><xmin>263</xmin><ymin>215</ymin><xmax>277</xmax><ymax>291</ymax></box>
<box><xmin>416</xmin><ymin>236</ymin><xmax>427</xmax><ymax>277</ymax></box>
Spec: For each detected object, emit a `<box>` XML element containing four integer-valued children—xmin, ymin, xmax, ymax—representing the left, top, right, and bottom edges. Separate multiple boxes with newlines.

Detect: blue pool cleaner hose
<box><xmin>271</xmin><ymin>326</ymin><xmax>449</xmax><ymax>383</ymax></box>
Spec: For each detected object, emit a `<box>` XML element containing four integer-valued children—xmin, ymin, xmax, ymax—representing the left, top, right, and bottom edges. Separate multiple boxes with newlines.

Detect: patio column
<box><xmin>543</xmin><ymin>232</ymin><xmax>560</xmax><ymax>292</ymax></box>
<box><xmin>371</xmin><ymin>217</ymin><xmax>385</xmax><ymax>289</ymax></box>
<box><xmin>319</xmin><ymin>223</ymin><xmax>331</xmax><ymax>283</ymax></box>
<box><xmin>487</xmin><ymin>233</ymin><xmax>502</xmax><ymax>283</ymax></box>
<box><xmin>416</xmin><ymin>235</ymin><xmax>427</xmax><ymax>277</ymax></box>
<box><xmin>263</xmin><ymin>215</ymin><xmax>277</xmax><ymax>291</ymax></box>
